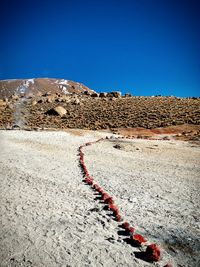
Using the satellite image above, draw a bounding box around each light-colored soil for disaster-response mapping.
[0,130,200,267]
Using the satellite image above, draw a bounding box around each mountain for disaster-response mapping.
[0,78,95,99]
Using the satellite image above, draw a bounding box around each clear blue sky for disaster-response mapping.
[0,0,199,97]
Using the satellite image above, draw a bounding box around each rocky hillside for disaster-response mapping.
[27,95,200,129]
[0,88,199,134]
[0,78,94,99]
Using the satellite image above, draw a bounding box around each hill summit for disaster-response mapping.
[0,78,95,99]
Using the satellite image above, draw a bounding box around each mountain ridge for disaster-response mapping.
[0,78,95,99]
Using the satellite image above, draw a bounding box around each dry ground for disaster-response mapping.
[0,130,200,267]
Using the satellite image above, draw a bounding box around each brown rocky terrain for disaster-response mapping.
[30,95,199,128]
[0,78,200,141]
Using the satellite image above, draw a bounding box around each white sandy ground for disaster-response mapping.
[0,130,200,267]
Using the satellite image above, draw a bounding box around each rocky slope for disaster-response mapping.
[0,79,200,138]
[28,95,200,129]
[0,78,94,99]
[1,94,200,129]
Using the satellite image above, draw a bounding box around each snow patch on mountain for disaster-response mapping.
[59,79,69,86]
[57,79,70,94]
[24,79,34,87]
[62,87,69,94]
[16,86,26,94]
[28,79,34,84]
[16,79,35,94]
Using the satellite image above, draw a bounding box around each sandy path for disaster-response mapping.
[0,130,200,267]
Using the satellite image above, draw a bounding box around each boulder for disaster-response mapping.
[31,100,37,106]
[125,93,132,97]
[46,96,54,103]
[83,90,90,95]
[62,95,71,102]
[42,92,51,97]
[0,100,6,107]
[7,103,14,109]
[73,98,80,105]
[91,92,99,97]
[108,91,121,98]
[11,94,19,101]
[99,92,107,97]
[36,92,42,97]
[55,97,63,102]
[45,106,67,117]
